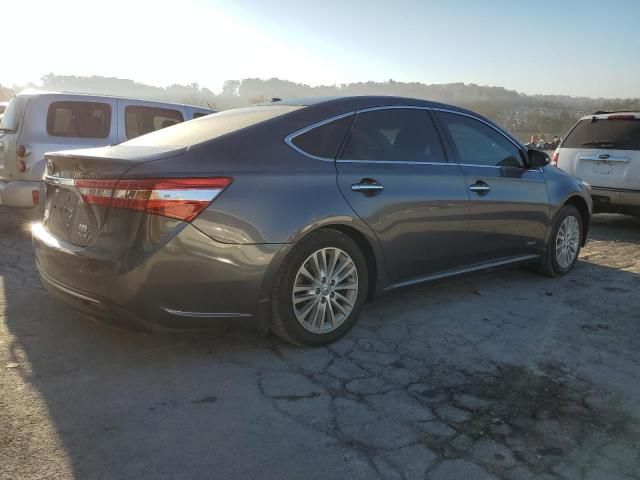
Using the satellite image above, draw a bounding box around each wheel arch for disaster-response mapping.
[564,195,591,246]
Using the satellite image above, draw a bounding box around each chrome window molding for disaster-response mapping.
[284,104,531,168]
[336,159,452,166]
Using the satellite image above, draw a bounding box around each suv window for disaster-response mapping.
[340,109,445,162]
[439,112,523,168]
[562,117,640,150]
[46,101,111,138]
[291,115,354,159]
[125,106,184,139]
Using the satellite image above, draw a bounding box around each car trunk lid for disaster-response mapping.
[43,145,187,247]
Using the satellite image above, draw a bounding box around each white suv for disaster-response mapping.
[553,111,640,216]
[0,90,214,208]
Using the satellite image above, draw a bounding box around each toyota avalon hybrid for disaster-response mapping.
[33,96,592,345]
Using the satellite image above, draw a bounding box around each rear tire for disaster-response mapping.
[270,229,368,346]
[539,205,583,277]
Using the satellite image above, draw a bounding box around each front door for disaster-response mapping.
[335,107,471,285]
[436,111,550,262]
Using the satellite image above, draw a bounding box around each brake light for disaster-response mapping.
[551,151,559,166]
[32,190,40,206]
[75,177,233,221]
[17,159,27,172]
[17,145,26,157]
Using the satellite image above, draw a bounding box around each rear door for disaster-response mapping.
[436,110,550,262]
[558,115,640,191]
[335,107,471,284]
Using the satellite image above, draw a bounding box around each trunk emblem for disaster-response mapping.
[78,223,89,238]
[598,154,610,159]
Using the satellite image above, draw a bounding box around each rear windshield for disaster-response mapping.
[122,105,303,147]
[562,118,640,150]
[0,97,27,132]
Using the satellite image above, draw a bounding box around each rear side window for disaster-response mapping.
[192,112,211,119]
[290,115,354,159]
[562,118,640,150]
[47,101,111,138]
[438,112,523,168]
[125,106,184,139]
[339,108,445,162]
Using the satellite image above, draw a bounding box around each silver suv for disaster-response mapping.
[553,111,640,216]
[0,90,214,208]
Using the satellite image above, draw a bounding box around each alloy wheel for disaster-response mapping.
[292,247,359,334]
[555,216,580,268]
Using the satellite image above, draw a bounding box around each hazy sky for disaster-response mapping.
[4,0,639,98]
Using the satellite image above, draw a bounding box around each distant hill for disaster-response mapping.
[2,74,639,139]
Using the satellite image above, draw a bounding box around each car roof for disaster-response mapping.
[13,88,212,110]
[580,111,640,121]
[268,95,469,112]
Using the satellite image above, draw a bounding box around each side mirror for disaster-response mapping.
[527,149,550,168]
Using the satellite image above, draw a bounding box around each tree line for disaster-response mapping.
[2,74,639,138]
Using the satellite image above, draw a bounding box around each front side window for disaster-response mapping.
[339,108,445,162]
[46,101,111,138]
[125,106,184,139]
[290,114,354,159]
[439,112,523,168]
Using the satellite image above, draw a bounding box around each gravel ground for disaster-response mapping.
[1,207,640,480]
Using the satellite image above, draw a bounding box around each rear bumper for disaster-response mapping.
[33,221,286,332]
[0,179,43,208]
[591,187,640,212]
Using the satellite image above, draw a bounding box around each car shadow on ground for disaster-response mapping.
[2,207,640,479]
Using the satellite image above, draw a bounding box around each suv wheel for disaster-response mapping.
[539,205,583,277]
[271,229,368,346]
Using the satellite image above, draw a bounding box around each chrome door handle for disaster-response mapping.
[351,181,384,193]
[469,182,491,193]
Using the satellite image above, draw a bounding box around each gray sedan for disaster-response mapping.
[33,96,592,345]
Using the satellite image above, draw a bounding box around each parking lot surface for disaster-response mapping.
[1,207,640,480]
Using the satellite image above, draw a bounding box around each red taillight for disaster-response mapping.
[32,190,40,206]
[17,159,27,172]
[17,145,26,158]
[551,151,559,166]
[75,177,233,222]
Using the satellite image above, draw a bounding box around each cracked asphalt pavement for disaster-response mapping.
[1,207,640,479]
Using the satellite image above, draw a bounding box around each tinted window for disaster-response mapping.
[439,112,523,167]
[291,115,354,159]
[125,106,184,139]
[562,118,640,150]
[339,109,445,162]
[192,112,211,119]
[123,105,303,147]
[46,101,111,138]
